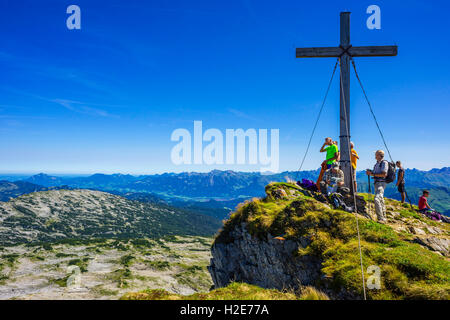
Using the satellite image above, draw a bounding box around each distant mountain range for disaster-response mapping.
[21,173,141,189]
[9,170,318,198]
[1,167,448,216]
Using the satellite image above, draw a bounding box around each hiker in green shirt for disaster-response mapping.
[320,137,340,169]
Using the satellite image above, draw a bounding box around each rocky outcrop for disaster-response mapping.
[208,223,322,291]
[413,236,450,256]
[208,182,450,300]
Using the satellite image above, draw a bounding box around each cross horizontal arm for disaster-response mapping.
[350,46,398,57]
[296,45,397,58]
[296,47,342,58]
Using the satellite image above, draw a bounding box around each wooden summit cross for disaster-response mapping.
[296,12,397,191]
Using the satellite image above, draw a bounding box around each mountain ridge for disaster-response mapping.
[3,167,448,215]
[0,189,221,246]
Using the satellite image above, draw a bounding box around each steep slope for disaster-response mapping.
[209,182,450,300]
[0,189,221,245]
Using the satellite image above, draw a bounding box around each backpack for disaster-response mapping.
[385,160,396,184]
[299,179,319,192]
[330,193,354,212]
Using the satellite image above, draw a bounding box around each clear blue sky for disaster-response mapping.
[0,0,449,174]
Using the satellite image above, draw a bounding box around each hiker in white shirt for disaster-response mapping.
[366,150,388,223]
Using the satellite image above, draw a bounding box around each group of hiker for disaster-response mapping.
[311,137,448,224]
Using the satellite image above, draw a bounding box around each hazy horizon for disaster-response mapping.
[0,165,448,178]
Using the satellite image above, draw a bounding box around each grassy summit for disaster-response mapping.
[214,182,450,300]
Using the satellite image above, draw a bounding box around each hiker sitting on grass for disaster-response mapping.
[418,190,449,223]
[320,137,339,169]
[320,163,345,195]
[320,163,353,212]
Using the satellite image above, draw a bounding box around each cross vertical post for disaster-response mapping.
[339,12,352,193]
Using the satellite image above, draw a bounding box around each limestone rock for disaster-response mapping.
[409,226,426,235]
[413,236,450,257]
[209,182,450,300]
[208,223,322,292]
[387,211,400,219]
[425,226,442,235]
[271,188,288,200]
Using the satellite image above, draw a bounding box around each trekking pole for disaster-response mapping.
[405,190,413,210]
